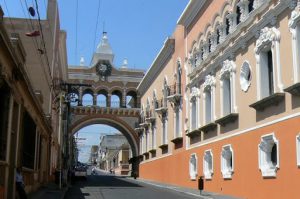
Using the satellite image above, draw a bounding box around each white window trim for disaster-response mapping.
[173,105,182,138]
[151,124,156,150]
[189,153,198,180]
[219,60,237,117]
[221,144,234,179]
[203,75,216,124]
[258,133,279,177]
[162,117,168,145]
[203,149,213,179]
[289,4,300,83]
[190,87,200,131]
[296,134,300,167]
[240,61,252,92]
[255,27,283,100]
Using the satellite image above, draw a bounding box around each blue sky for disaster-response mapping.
[1,0,189,162]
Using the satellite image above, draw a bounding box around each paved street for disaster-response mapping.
[65,171,202,199]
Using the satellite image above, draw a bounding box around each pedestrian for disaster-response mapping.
[198,176,204,195]
[16,167,28,199]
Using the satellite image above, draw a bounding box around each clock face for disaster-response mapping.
[96,60,112,78]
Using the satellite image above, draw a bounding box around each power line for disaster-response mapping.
[34,0,52,83]
[75,0,79,64]
[93,0,102,51]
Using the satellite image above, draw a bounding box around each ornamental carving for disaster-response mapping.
[203,75,216,91]
[220,60,236,80]
[255,27,280,54]
[289,4,300,29]
[190,87,200,101]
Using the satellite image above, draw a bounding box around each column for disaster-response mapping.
[122,88,127,108]
[93,93,97,106]
[78,87,83,106]
[107,94,111,108]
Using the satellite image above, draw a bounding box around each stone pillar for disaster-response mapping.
[107,94,111,108]
[122,88,127,108]
[93,93,97,106]
[78,87,83,106]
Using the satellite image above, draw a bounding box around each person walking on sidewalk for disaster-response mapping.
[16,167,28,199]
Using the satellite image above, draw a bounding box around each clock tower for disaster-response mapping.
[91,32,114,80]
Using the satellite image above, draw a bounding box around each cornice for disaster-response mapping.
[177,0,207,28]
[137,37,175,97]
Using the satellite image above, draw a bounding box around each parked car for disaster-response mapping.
[73,163,87,179]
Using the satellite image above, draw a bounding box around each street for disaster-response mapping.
[64,170,201,199]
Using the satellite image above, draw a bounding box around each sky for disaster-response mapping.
[1,0,189,162]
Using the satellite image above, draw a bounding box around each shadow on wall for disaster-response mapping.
[255,99,286,122]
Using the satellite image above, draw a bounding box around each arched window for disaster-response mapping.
[248,0,255,13]
[236,5,242,25]
[126,90,137,108]
[177,61,182,94]
[190,87,199,131]
[97,94,107,107]
[82,93,93,106]
[225,18,230,35]
[203,150,213,179]
[221,145,234,179]
[97,89,108,107]
[203,75,216,124]
[111,90,122,108]
[259,134,279,177]
[189,154,198,180]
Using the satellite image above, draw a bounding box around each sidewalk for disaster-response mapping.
[28,183,67,199]
[128,177,243,199]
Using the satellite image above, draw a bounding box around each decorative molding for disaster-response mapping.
[255,27,280,54]
[203,149,213,179]
[258,133,279,177]
[189,153,198,180]
[190,87,200,101]
[220,60,236,80]
[203,75,216,91]
[177,0,207,27]
[240,61,252,92]
[221,144,234,179]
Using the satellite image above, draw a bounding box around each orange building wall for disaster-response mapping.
[140,116,300,199]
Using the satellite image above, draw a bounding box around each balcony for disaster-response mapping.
[171,136,183,144]
[134,122,143,133]
[145,110,156,123]
[249,93,285,111]
[154,99,168,115]
[186,128,201,137]
[199,122,217,133]
[167,83,182,107]
[215,113,239,126]
[284,82,300,96]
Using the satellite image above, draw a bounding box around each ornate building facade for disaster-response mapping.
[137,0,300,198]
[0,0,68,197]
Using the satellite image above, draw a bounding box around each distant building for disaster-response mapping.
[89,145,99,165]
[99,134,132,175]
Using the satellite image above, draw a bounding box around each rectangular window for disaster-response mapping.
[162,119,167,145]
[260,50,274,98]
[151,125,156,149]
[22,111,37,169]
[267,50,274,95]
[191,101,197,130]
[223,78,231,116]
[0,84,10,161]
[205,91,212,123]
[175,109,180,137]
